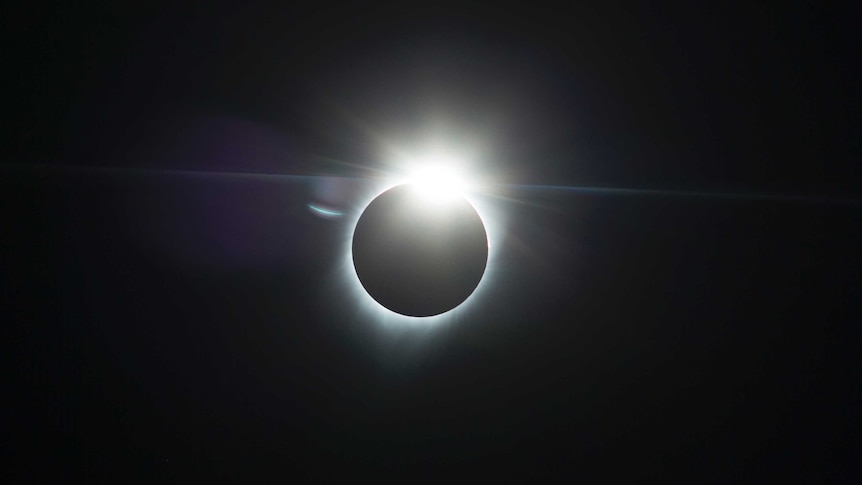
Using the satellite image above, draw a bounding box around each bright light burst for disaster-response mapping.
[407,160,467,201]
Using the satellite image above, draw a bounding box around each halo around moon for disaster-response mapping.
[351,183,489,317]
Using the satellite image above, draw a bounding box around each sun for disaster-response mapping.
[408,163,466,200]
[332,152,506,330]
[389,153,473,203]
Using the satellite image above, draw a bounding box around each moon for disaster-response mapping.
[351,183,489,317]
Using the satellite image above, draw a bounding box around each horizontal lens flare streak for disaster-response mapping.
[10,163,858,331]
[6,163,856,206]
[505,184,860,206]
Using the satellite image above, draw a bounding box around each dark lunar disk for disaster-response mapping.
[352,184,489,317]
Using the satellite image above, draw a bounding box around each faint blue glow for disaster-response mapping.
[307,203,344,218]
[334,177,506,331]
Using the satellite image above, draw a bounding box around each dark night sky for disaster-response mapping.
[4,2,861,482]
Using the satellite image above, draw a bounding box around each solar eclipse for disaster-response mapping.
[351,183,489,317]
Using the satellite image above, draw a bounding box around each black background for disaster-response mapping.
[4,2,860,482]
